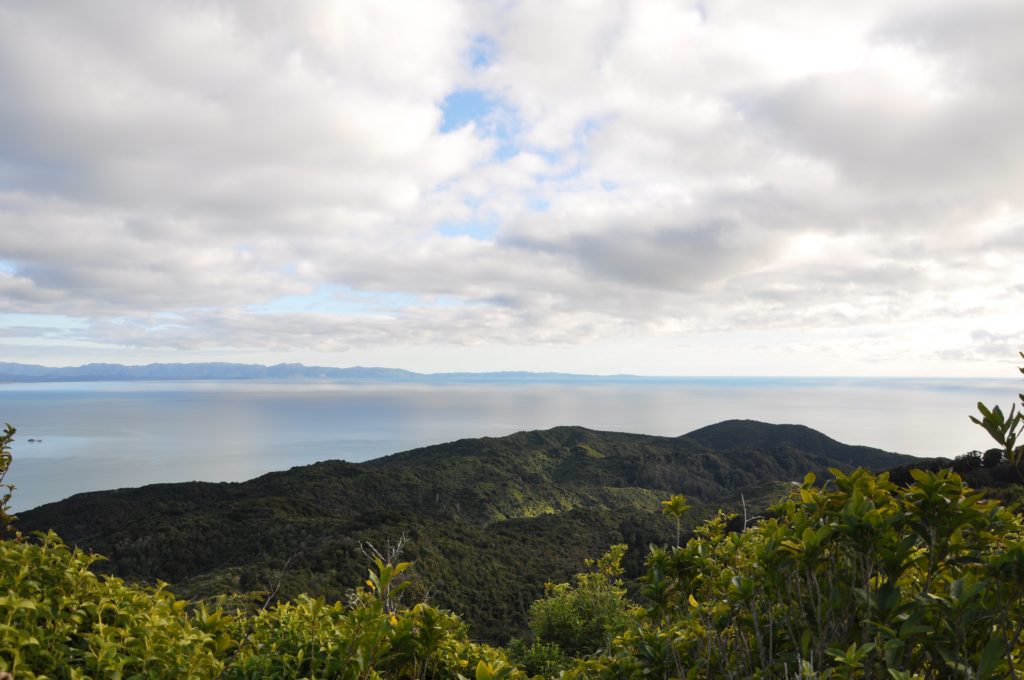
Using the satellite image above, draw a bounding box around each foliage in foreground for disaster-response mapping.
[0,532,524,679]
[566,467,1024,679]
[0,531,226,677]
[972,350,1024,469]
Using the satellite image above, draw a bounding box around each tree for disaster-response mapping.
[971,351,1024,469]
[0,423,16,538]
[661,493,691,547]
[983,447,1004,468]
[528,544,637,658]
[952,450,983,473]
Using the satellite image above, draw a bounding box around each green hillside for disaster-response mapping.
[685,419,917,469]
[18,420,917,641]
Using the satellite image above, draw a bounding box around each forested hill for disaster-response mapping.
[685,419,910,469]
[17,420,919,641]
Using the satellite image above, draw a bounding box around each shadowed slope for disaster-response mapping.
[684,419,916,469]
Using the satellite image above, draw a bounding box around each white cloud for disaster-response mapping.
[0,0,1022,374]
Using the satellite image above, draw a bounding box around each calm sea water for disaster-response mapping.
[1,378,1018,512]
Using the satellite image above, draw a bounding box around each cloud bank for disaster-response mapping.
[0,0,1021,374]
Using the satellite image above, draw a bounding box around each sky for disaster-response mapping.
[0,0,1022,376]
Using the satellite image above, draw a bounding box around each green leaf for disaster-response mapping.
[977,636,1006,679]
[475,660,494,680]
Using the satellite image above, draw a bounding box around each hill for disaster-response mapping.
[17,420,918,641]
[685,419,911,469]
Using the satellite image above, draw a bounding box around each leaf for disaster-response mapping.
[977,636,1006,679]
[800,629,812,658]
[883,638,905,669]
[475,660,494,680]
[909,468,930,483]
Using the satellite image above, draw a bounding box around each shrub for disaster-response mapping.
[0,532,228,677]
[972,351,1024,468]
[1,423,16,538]
[528,544,639,658]
[569,468,1024,679]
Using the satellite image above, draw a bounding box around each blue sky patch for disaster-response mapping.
[436,216,500,240]
[494,138,521,161]
[441,89,493,133]
[468,34,497,69]
[440,86,526,163]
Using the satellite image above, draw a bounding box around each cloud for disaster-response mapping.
[939,329,1024,364]
[0,0,1022,373]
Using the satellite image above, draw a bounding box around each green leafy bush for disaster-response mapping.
[567,467,1024,679]
[0,531,228,677]
[505,638,572,677]
[224,585,524,679]
[0,533,526,679]
[1,423,16,538]
[527,544,639,658]
[972,351,1024,468]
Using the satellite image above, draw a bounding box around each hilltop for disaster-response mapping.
[18,420,919,641]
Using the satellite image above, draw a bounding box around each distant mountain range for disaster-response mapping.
[19,420,921,641]
[0,361,656,383]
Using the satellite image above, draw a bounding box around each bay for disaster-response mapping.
[1,377,1018,512]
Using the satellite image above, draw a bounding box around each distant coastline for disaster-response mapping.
[0,361,1011,385]
[0,361,616,383]
[0,361,668,385]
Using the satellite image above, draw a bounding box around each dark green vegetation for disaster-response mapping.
[18,420,917,642]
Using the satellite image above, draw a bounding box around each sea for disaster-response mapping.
[1,377,1019,512]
